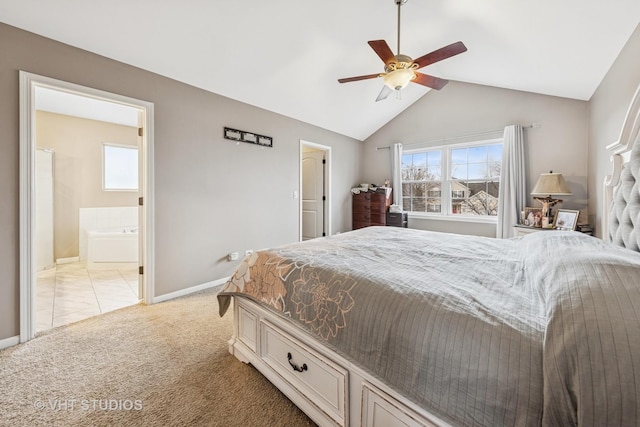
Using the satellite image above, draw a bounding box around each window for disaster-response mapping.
[401,139,502,218]
[103,144,138,191]
[401,150,442,213]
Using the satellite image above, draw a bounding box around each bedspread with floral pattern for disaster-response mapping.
[219,249,356,340]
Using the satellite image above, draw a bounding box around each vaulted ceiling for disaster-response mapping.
[2,0,639,140]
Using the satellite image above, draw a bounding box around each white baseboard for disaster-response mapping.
[57,256,79,265]
[153,277,229,304]
[0,335,19,350]
[87,261,137,270]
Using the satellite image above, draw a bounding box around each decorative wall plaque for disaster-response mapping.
[224,127,273,148]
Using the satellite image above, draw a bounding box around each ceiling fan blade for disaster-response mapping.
[375,85,393,102]
[368,40,396,65]
[413,72,449,90]
[338,73,381,84]
[413,41,467,70]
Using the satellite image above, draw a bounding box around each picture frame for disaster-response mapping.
[522,207,543,227]
[553,209,580,231]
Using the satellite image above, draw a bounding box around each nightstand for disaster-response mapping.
[386,212,408,228]
[513,225,555,237]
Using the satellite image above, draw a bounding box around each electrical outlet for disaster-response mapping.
[228,252,239,261]
[245,249,254,256]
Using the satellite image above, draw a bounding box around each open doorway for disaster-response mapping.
[20,72,155,342]
[300,140,331,241]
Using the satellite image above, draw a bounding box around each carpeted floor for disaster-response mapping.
[0,288,316,426]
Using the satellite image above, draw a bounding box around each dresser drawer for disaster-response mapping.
[353,201,372,214]
[369,219,385,226]
[353,213,385,224]
[362,382,438,427]
[370,199,388,213]
[353,193,373,203]
[353,221,369,230]
[260,321,347,425]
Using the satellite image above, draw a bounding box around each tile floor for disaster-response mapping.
[36,262,140,332]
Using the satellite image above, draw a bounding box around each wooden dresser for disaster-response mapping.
[352,191,391,230]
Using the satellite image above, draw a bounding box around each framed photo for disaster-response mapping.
[553,209,580,231]
[523,207,543,227]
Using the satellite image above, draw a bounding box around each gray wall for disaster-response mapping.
[0,23,361,342]
[361,81,589,236]
[588,23,640,238]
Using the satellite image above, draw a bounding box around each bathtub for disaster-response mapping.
[87,228,138,267]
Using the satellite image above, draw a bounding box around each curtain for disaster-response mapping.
[391,143,403,208]
[496,125,525,238]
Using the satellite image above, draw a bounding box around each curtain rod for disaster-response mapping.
[375,123,540,150]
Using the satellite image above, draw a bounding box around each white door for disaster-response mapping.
[302,151,325,240]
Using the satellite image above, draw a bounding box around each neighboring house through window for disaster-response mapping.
[401,139,503,219]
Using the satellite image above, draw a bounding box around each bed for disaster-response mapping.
[217,84,640,427]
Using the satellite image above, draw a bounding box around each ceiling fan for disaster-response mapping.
[338,0,467,102]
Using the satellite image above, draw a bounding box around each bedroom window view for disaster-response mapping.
[402,140,503,216]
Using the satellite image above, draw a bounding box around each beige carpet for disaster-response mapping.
[0,288,315,426]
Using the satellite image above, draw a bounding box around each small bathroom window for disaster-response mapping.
[103,143,138,191]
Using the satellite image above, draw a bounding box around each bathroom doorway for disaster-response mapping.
[20,72,155,342]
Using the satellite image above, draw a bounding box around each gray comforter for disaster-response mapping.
[217,226,640,426]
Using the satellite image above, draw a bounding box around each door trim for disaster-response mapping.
[299,140,331,241]
[19,71,156,342]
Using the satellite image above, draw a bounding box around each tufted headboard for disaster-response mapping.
[603,83,640,252]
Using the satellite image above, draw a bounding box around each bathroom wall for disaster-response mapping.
[36,111,138,260]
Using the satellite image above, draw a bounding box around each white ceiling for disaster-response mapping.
[3,0,640,140]
[35,87,140,127]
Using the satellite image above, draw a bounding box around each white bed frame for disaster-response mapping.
[603,83,640,242]
[228,297,450,427]
[229,84,640,427]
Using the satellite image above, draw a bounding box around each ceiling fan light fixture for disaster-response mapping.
[337,0,467,99]
[383,68,415,90]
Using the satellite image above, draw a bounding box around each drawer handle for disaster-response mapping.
[287,352,308,373]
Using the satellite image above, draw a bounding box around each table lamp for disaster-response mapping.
[531,171,572,222]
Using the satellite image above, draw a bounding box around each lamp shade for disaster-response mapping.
[531,172,572,196]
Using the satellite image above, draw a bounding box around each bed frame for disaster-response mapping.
[228,297,449,427]
[228,84,640,427]
[603,83,640,250]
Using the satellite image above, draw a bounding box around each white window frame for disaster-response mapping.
[402,138,503,223]
[102,143,138,191]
